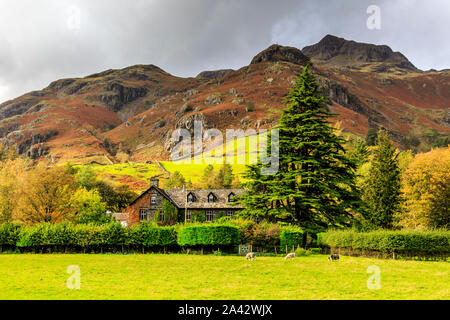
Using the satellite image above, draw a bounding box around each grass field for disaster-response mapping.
[0,254,448,300]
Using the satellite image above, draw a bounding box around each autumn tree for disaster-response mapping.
[0,159,29,223]
[20,165,78,224]
[400,147,450,229]
[71,188,111,225]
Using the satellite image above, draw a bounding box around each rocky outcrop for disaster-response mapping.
[302,35,417,71]
[251,44,310,66]
[317,76,387,125]
[196,69,233,80]
[98,82,148,111]
[2,130,58,159]
[0,97,40,120]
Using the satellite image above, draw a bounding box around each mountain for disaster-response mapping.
[302,34,418,72]
[0,35,449,164]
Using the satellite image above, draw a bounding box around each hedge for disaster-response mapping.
[0,223,23,247]
[126,223,177,247]
[177,225,240,246]
[280,226,303,252]
[321,229,450,257]
[0,222,177,252]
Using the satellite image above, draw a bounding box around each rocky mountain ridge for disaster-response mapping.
[0,35,448,163]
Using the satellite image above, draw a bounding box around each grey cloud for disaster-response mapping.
[0,0,449,103]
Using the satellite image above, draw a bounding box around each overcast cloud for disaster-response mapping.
[0,0,449,102]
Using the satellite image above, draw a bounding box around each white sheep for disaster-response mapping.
[246,252,256,261]
[284,253,296,260]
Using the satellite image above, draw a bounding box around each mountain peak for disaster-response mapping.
[250,44,310,66]
[302,35,417,71]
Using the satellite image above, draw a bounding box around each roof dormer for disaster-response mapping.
[187,192,196,203]
[207,192,217,203]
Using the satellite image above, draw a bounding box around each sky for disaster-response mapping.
[0,0,449,103]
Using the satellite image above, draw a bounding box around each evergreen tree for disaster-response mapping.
[366,128,378,146]
[361,130,402,229]
[166,171,186,189]
[240,64,361,231]
[201,164,214,188]
[215,164,234,189]
[349,138,370,167]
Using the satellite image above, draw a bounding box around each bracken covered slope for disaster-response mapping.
[0,35,448,164]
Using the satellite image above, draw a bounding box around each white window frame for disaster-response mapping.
[186,210,191,222]
[206,210,214,222]
[226,210,235,217]
[151,193,157,204]
[208,194,215,203]
[187,193,195,203]
[139,208,148,221]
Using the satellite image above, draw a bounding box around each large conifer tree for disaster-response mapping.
[361,130,402,229]
[240,64,361,231]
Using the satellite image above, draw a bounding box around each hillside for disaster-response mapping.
[0,35,449,165]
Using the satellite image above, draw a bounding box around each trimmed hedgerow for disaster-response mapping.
[11,222,176,252]
[280,226,303,252]
[126,223,177,246]
[0,223,23,246]
[177,224,240,246]
[321,229,450,256]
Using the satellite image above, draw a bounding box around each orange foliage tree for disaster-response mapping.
[400,147,450,229]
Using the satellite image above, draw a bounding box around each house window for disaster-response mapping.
[226,210,235,217]
[139,208,148,221]
[159,210,164,222]
[206,211,214,222]
[187,193,195,203]
[186,210,191,222]
[151,194,157,204]
[208,193,216,203]
[228,193,236,203]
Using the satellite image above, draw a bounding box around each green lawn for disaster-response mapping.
[0,254,448,300]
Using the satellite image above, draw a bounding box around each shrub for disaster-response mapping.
[295,248,312,256]
[316,233,324,247]
[0,223,23,246]
[177,224,240,246]
[321,229,450,256]
[251,223,281,248]
[280,226,303,252]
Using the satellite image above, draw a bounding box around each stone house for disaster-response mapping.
[124,178,245,226]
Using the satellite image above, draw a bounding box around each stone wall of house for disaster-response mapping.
[124,188,168,226]
[125,192,151,226]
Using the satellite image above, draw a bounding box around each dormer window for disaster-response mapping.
[208,193,216,203]
[228,192,236,203]
[187,192,196,203]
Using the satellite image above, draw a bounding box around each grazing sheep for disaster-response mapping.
[328,254,340,261]
[284,253,296,260]
[246,252,256,261]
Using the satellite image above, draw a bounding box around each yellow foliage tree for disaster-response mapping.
[19,165,78,224]
[400,147,450,229]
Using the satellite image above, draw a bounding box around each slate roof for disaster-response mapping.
[163,189,245,209]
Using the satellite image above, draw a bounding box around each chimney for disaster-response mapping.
[150,177,159,188]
